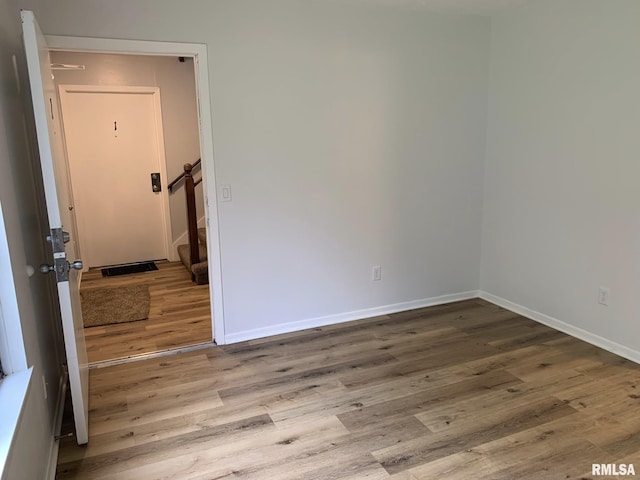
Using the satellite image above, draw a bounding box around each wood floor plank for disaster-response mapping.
[96,416,349,480]
[217,353,397,403]
[56,414,276,479]
[57,299,640,479]
[337,369,521,434]
[268,363,484,427]
[373,397,577,474]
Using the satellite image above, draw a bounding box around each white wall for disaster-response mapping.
[482,0,640,355]
[50,51,203,245]
[22,0,491,339]
[0,0,64,477]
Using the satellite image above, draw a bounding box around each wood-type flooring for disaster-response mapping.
[82,261,212,364]
[57,299,640,479]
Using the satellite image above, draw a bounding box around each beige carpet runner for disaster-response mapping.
[81,284,150,328]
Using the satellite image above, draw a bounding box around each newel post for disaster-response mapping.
[184,163,200,278]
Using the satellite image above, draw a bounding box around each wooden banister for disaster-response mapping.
[184,163,200,279]
[168,158,201,193]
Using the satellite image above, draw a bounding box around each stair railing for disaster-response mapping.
[183,163,200,278]
[169,161,202,280]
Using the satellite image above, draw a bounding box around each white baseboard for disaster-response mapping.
[46,373,67,480]
[224,290,480,344]
[171,216,207,259]
[479,291,640,365]
[207,285,640,362]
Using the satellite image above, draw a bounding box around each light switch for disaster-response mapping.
[219,184,232,202]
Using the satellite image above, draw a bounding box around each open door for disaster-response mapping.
[21,10,89,445]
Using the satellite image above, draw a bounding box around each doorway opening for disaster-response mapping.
[47,41,225,363]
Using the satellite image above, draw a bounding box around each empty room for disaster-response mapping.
[0,0,639,479]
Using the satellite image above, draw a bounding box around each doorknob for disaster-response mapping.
[39,263,56,274]
[39,259,83,279]
[69,260,83,270]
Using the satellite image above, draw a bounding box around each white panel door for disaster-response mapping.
[21,11,89,445]
[58,86,169,268]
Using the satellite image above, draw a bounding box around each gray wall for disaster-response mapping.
[482,0,640,354]
[23,0,491,340]
[50,51,204,245]
[0,0,64,478]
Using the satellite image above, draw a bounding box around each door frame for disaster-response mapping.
[46,36,226,345]
[58,84,173,267]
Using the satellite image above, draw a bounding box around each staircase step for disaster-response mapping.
[177,243,209,284]
[177,243,208,267]
[191,260,208,285]
[177,226,208,284]
[197,228,207,247]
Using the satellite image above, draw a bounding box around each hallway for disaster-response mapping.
[81,261,212,364]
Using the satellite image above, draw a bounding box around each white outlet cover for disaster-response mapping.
[598,287,610,306]
[372,266,382,281]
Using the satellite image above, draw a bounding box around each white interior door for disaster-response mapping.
[58,86,170,268]
[21,11,89,445]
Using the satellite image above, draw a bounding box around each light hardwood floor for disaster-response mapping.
[57,299,640,479]
[82,261,212,364]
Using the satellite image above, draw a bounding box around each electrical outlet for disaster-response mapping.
[598,286,610,306]
[372,265,381,281]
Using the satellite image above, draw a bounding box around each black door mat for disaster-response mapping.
[101,261,158,277]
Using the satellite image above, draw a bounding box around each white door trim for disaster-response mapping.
[58,84,173,266]
[46,36,226,345]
